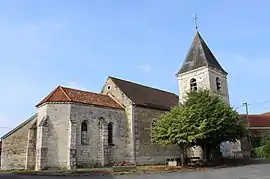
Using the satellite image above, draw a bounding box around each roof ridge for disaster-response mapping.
[36,86,61,106]
[196,33,209,66]
[198,33,217,70]
[59,86,72,102]
[109,76,178,96]
[60,86,109,97]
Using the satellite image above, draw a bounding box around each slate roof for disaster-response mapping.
[36,86,122,109]
[110,77,179,110]
[1,114,37,140]
[177,31,227,75]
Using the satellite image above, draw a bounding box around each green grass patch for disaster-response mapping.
[0,169,37,174]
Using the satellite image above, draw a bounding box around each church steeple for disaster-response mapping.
[176,31,227,76]
[176,31,229,105]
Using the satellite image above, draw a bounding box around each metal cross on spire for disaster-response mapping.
[193,13,199,30]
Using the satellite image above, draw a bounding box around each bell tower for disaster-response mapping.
[176,31,229,104]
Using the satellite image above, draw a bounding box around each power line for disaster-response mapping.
[0,127,12,129]
[235,100,270,109]
[247,100,270,106]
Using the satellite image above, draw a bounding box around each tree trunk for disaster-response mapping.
[179,144,188,166]
[210,143,223,164]
[202,143,212,164]
[203,143,207,162]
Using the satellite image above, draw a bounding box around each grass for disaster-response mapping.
[136,165,205,173]
[0,166,199,176]
[0,163,245,176]
[0,169,37,174]
[0,167,113,176]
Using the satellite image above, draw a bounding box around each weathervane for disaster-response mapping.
[193,13,199,30]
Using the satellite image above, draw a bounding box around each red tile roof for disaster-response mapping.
[240,114,270,127]
[36,86,122,109]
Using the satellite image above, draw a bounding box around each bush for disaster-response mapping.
[250,135,263,148]
[251,148,258,158]
[254,135,270,159]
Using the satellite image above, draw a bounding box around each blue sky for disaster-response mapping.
[1,0,270,137]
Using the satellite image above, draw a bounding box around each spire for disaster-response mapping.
[176,31,227,76]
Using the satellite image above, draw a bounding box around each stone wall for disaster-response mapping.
[36,103,71,170]
[250,128,270,137]
[1,116,37,170]
[134,106,181,165]
[102,78,182,165]
[208,67,229,104]
[240,136,251,158]
[101,77,135,162]
[26,122,37,169]
[70,104,129,167]
[101,77,132,107]
[177,67,209,104]
[176,67,229,104]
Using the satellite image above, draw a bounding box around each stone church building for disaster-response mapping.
[1,31,234,170]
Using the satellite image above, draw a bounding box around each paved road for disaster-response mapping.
[1,164,270,179]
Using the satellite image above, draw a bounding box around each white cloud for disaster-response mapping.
[220,53,270,77]
[218,52,270,113]
[138,64,152,73]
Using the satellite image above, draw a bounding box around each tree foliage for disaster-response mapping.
[254,135,270,159]
[151,89,248,155]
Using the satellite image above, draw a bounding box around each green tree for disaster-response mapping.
[151,89,247,165]
[254,135,270,159]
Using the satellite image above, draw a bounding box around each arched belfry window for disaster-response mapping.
[108,122,113,145]
[81,120,88,145]
[190,78,197,91]
[216,77,221,91]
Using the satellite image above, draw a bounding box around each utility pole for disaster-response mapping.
[243,102,249,117]
[243,102,252,155]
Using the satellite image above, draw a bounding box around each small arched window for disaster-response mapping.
[190,78,197,91]
[151,119,157,131]
[81,120,88,145]
[108,122,113,145]
[216,77,221,91]
[151,119,157,143]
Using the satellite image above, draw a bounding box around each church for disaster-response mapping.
[0,30,246,170]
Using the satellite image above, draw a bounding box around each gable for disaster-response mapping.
[109,77,179,110]
[1,114,37,140]
[36,86,123,109]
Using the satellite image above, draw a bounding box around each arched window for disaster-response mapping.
[190,78,197,91]
[151,119,157,131]
[151,119,157,143]
[108,122,113,145]
[216,77,221,91]
[81,120,88,145]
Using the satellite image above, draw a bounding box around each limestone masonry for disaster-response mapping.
[0,31,259,170]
